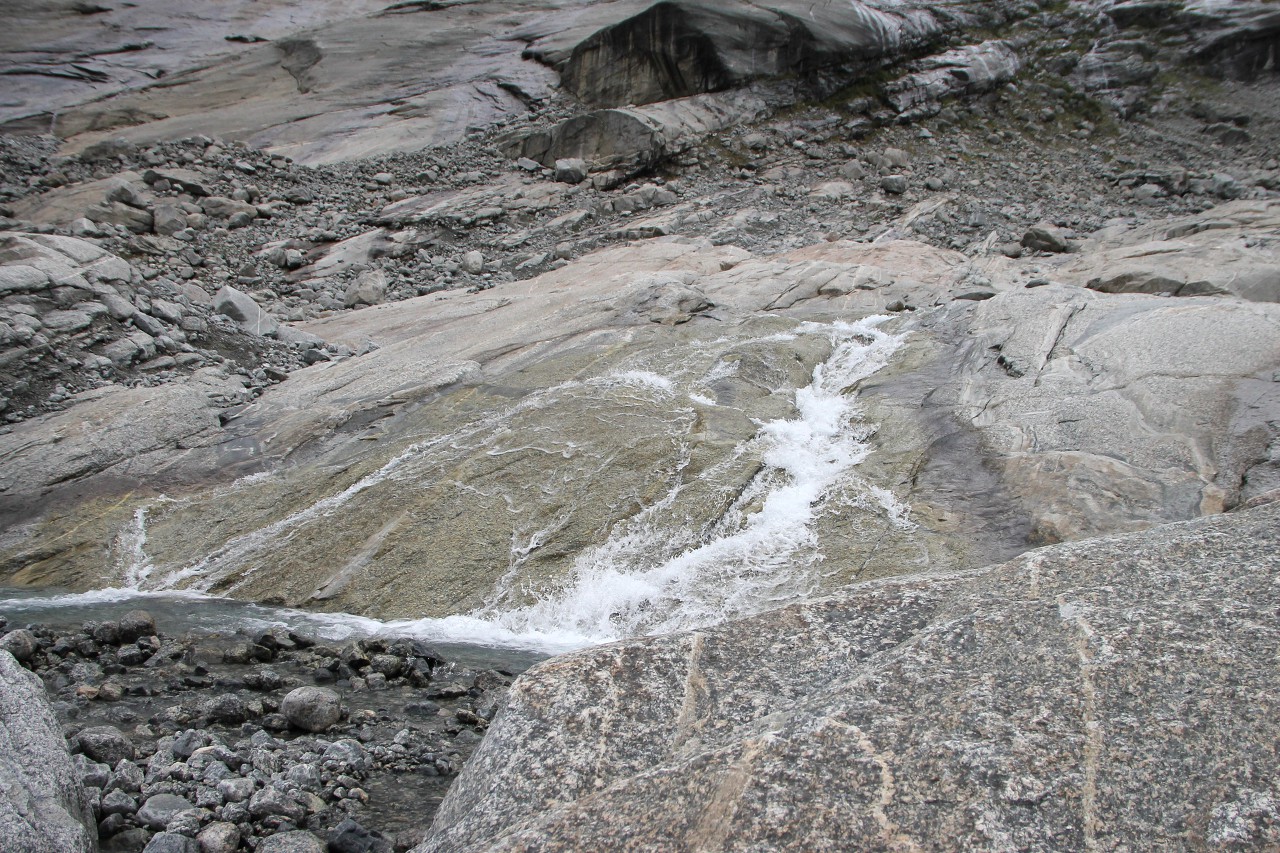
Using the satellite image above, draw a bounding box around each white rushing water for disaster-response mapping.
[51,317,910,655]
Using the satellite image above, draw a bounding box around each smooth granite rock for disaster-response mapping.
[0,651,97,853]
[420,501,1280,851]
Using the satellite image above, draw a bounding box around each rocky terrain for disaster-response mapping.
[1,0,1279,850]
[1,608,524,852]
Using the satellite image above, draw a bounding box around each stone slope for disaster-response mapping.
[420,500,1280,851]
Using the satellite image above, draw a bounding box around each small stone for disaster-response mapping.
[137,793,196,830]
[142,832,200,853]
[70,217,101,237]
[80,138,137,163]
[213,286,279,337]
[460,250,485,275]
[153,205,188,236]
[328,818,393,853]
[216,777,256,804]
[98,812,127,838]
[164,809,204,837]
[248,786,304,822]
[74,754,111,789]
[883,147,910,168]
[202,693,250,724]
[101,789,138,816]
[196,822,240,853]
[1209,173,1244,200]
[367,654,403,677]
[280,686,342,732]
[0,629,38,662]
[109,759,144,793]
[77,725,135,766]
[285,763,322,792]
[256,830,327,853]
[322,739,370,773]
[117,610,154,642]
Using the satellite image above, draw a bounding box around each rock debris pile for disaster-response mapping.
[0,611,516,852]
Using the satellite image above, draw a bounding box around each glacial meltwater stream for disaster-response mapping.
[4,317,910,656]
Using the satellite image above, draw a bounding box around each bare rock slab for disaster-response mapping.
[421,502,1280,851]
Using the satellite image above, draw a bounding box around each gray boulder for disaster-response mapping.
[545,0,947,108]
[501,89,770,179]
[280,686,342,732]
[420,502,1280,852]
[248,787,304,822]
[200,197,258,222]
[1021,222,1072,253]
[213,285,280,337]
[194,822,240,853]
[117,610,156,642]
[552,158,588,184]
[0,650,97,853]
[84,200,153,234]
[152,204,187,236]
[0,629,37,663]
[344,270,388,308]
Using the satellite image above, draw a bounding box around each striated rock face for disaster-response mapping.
[0,651,98,853]
[420,501,1280,851]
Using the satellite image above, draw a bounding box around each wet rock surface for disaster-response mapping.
[0,611,522,852]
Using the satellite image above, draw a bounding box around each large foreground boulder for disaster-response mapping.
[0,651,98,853]
[421,501,1280,851]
